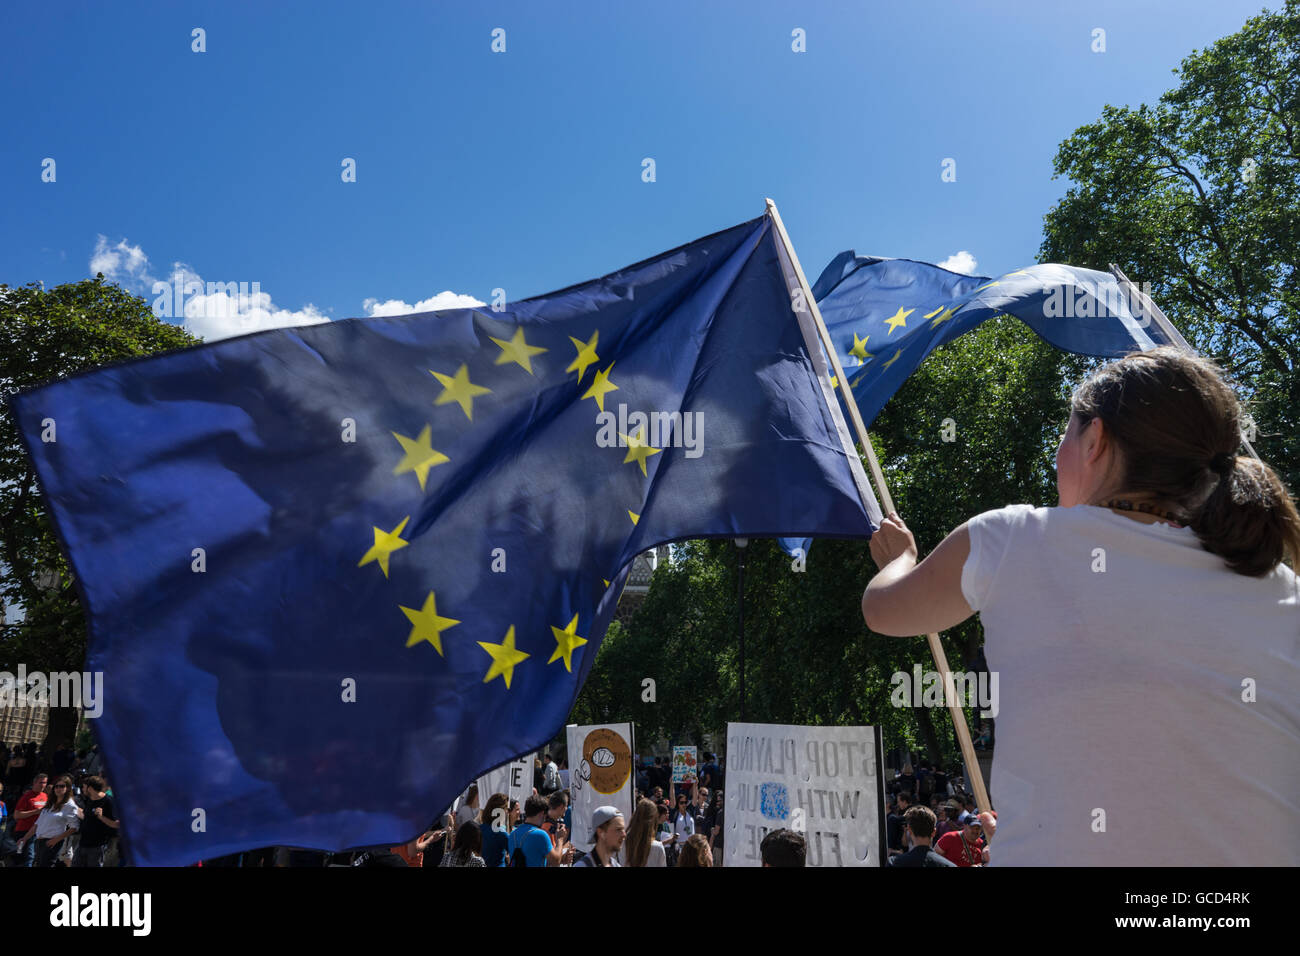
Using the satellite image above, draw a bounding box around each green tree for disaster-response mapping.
[1041,0,1300,489]
[0,277,198,746]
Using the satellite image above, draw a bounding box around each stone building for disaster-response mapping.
[613,544,670,624]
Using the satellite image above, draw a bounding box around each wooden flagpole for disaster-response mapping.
[765,198,992,815]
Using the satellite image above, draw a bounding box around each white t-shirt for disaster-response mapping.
[618,839,667,867]
[33,801,81,840]
[962,503,1300,866]
[673,810,695,843]
[455,803,479,828]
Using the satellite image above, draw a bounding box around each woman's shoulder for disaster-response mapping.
[966,502,1043,527]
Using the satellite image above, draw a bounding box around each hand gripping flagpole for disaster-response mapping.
[766,199,992,815]
[1109,264,1262,462]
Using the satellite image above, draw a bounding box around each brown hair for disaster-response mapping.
[903,804,937,839]
[678,833,712,867]
[623,797,658,867]
[48,774,75,811]
[480,792,509,832]
[454,820,482,858]
[1071,346,1300,576]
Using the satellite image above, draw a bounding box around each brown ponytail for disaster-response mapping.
[1197,455,1300,576]
[1070,346,1300,577]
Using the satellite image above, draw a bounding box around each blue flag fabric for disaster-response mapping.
[779,254,1176,557]
[816,254,1171,431]
[10,213,881,866]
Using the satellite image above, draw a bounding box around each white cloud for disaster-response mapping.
[90,236,150,282]
[86,236,478,342]
[937,251,978,274]
[363,291,486,317]
[178,284,330,342]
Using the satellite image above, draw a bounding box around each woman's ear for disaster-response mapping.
[1083,416,1110,467]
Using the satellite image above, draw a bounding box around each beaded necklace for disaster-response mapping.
[1096,498,1187,528]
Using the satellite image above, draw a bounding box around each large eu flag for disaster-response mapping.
[9,212,881,866]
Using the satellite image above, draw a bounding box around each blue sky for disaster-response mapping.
[1,0,1276,339]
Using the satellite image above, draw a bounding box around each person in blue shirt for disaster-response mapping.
[508,795,571,866]
[479,793,511,867]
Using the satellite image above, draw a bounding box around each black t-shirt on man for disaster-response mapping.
[79,794,117,848]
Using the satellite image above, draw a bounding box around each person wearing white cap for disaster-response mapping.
[572,806,625,867]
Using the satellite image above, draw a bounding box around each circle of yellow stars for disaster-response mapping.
[355,319,619,689]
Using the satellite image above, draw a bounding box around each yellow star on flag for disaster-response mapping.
[973,281,1000,293]
[399,591,460,654]
[620,426,662,476]
[479,625,530,689]
[392,425,449,491]
[930,306,957,329]
[628,510,640,525]
[566,331,600,383]
[548,614,589,672]
[489,327,548,373]
[430,364,491,420]
[882,349,903,371]
[359,516,411,578]
[884,307,913,334]
[581,362,619,412]
[848,333,872,363]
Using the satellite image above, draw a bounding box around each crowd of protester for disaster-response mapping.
[884,761,997,866]
[2,742,990,868]
[385,750,736,868]
[1,741,120,867]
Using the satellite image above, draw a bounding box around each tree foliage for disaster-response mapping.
[1040,0,1300,490]
[0,277,198,683]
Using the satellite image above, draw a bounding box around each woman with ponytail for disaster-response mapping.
[861,345,1300,866]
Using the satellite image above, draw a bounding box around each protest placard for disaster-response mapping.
[724,722,886,867]
[476,752,534,809]
[566,723,635,850]
[671,745,697,784]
